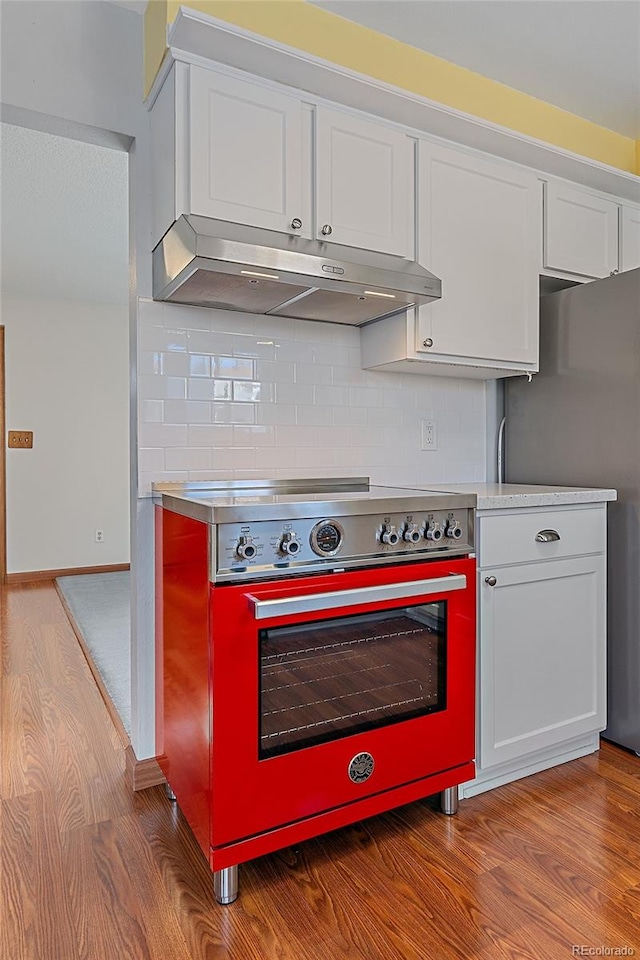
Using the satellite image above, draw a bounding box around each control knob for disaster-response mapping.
[279,531,301,556]
[235,535,257,561]
[445,519,463,540]
[425,520,443,542]
[403,523,421,544]
[379,524,399,546]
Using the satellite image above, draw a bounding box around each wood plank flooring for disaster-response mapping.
[2,580,639,960]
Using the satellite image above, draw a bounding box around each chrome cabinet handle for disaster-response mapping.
[248,574,467,620]
[290,218,303,230]
[321,224,333,236]
[423,338,434,348]
[484,576,497,587]
[535,529,561,542]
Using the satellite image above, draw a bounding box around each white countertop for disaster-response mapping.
[423,483,617,511]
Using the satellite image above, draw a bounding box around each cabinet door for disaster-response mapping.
[189,67,309,236]
[620,204,640,272]
[479,555,605,769]
[544,181,619,277]
[416,142,539,366]
[315,106,413,257]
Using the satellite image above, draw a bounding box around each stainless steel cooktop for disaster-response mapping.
[154,477,476,582]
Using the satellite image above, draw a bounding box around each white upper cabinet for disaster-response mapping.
[151,65,414,256]
[543,180,619,278]
[416,142,539,367]
[361,141,540,378]
[189,67,310,237]
[314,106,414,257]
[620,204,640,272]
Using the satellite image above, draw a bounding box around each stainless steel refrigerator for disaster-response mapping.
[505,268,640,754]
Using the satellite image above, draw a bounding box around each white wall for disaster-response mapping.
[138,300,487,491]
[0,1,156,760]
[3,295,130,572]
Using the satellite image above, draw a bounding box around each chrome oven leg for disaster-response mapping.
[165,782,177,802]
[214,866,239,905]
[440,786,459,816]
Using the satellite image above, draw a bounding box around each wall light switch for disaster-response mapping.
[8,431,33,449]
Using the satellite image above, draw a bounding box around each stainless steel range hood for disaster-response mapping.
[152,215,441,325]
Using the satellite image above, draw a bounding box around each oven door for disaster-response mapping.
[210,557,475,847]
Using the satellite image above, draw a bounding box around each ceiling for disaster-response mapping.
[309,1,640,138]
[0,124,129,304]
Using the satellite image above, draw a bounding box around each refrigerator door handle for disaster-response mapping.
[535,529,561,543]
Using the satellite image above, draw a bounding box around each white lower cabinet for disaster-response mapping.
[461,503,607,798]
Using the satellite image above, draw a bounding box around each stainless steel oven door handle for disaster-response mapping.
[248,574,467,621]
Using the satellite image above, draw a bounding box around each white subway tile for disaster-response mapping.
[233,425,275,446]
[330,365,367,386]
[164,399,211,424]
[334,405,367,427]
[298,363,332,385]
[162,352,190,377]
[313,385,347,406]
[233,337,277,360]
[187,424,233,446]
[257,316,296,340]
[367,406,403,428]
[274,340,311,363]
[275,424,315,448]
[189,355,211,377]
[213,355,254,379]
[348,386,384,408]
[213,402,255,424]
[311,343,340,366]
[295,445,337,470]
[314,425,351,448]
[256,359,295,383]
[139,351,162,376]
[233,381,271,403]
[139,326,187,353]
[165,447,213,471]
[139,448,165,472]
[188,379,215,401]
[225,447,257,470]
[253,446,296,471]
[138,423,188,447]
[257,403,296,425]
[140,400,164,423]
[213,380,233,401]
[275,382,313,405]
[296,405,333,427]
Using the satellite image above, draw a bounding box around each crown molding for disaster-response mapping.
[149,6,640,202]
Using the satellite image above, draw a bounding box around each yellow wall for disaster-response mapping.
[144,0,639,176]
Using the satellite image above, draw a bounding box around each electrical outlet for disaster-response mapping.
[95,530,104,543]
[421,420,438,451]
[8,431,33,448]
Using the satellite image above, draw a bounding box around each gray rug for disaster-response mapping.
[56,571,131,735]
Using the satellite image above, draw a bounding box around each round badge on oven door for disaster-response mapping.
[348,752,374,784]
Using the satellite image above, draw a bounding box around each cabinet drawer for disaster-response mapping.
[478,506,605,567]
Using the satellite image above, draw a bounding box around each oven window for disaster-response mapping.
[259,603,446,758]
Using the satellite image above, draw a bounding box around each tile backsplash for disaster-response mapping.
[137,299,487,494]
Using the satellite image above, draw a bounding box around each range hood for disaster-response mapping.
[152,215,441,325]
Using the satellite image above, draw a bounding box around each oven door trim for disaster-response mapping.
[210,557,476,848]
[248,573,466,620]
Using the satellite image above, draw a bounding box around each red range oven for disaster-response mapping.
[155,478,476,905]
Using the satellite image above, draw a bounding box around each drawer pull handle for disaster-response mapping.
[485,576,497,587]
[535,529,561,543]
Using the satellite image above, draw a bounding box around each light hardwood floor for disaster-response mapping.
[2,580,639,959]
